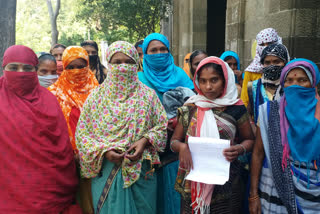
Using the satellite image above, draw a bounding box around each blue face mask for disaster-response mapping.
[38,74,58,88]
[143,53,172,72]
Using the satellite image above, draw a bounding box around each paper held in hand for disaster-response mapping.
[185,136,230,185]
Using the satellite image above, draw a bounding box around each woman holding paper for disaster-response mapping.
[171,56,254,214]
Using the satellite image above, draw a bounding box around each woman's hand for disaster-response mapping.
[249,196,261,214]
[178,143,193,171]
[126,138,149,161]
[223,145,243,162]
[105,150,125,164]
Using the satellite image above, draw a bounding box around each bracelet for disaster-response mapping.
[248,195,259,201]
[170,139,180,153]
[239,144,246,155]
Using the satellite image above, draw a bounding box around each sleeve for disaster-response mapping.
[240,71,251,107]
[143,93,168,152]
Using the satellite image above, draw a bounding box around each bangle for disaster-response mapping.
[239,144,246,155]
[248,195,259,201]
[170,139,180,153]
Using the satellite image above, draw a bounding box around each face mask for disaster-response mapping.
[262,65,284,81]
[89,55,98,67]
[144,53,171,72]
[4,70,39,98]
[38,74,58,88]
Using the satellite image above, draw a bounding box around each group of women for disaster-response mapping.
[0,27,319,214]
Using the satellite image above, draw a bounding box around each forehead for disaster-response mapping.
[51,47,65,54]
[225,57,237,63]
[38,60,57,67]
[147,40,166,49]
[199,66,220,78]
[82,45,97,52]
[287,67,307,77]
[264,55,282,61]
[68,58,87,66]
[193,54,207,62]
[6,62,34,67]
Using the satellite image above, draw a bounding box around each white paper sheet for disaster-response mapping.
[185,136,230,185]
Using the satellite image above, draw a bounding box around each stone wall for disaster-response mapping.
[225,0,320,69]
[171,0,207,67]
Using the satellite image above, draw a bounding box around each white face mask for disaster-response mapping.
[38,74,58,88]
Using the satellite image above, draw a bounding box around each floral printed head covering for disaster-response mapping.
[76,41,167,188]
[106,41,140,101]
[48,46,99,151]
[245,28,282,73]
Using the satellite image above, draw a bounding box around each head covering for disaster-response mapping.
[0,45,78,212]
[183,53,192,78]
[245,28,282,73]
[81,40,106,84]
[76,41,167,188]
[220,50,241,84]
[141,33,194,99]
[2,45,39,100]
[220,51,240,70]
[2,45,38,67]
[260,43,290,86]
[184,56,242,213]
[279,58,320,169]
[48,46,99,151]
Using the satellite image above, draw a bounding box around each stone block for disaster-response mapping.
[280,0,294,11]
[227,23,240,41]
[264,10,293,37]
[291,37,320,64]
[295,0,320,9]
[294,9,317,37]
[268,0,280,14]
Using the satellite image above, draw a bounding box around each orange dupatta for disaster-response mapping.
[48,46,99,152]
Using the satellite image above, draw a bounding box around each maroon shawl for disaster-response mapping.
[0,45,79,213]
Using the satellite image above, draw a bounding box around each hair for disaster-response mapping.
[80,40,106,84]
[134,40,144,49]
[189,50,208,76]
[198,63,225,86]
[224,55,236,62]
[81,40,99,51]
[50,44,66,54]
[38,53,56,65]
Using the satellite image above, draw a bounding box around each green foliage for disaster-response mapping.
[16,0,171,53]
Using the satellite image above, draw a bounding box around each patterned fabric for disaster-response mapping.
[75,41,167,188]
[174,104,249,211]
[245,28,282,73]
[260,43,290,65]
[48,46,99,151]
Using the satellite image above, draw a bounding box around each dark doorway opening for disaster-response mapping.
[207,0,227,56]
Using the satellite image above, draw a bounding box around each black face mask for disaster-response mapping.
[89,55,98,67]
[262,65,284,81]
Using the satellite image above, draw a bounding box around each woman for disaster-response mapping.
[75,41,167,213]
[250,58,320,214]
[50,43,66,75]
[171,56,254,214]
[138,33,194,214]
[37,53,58,88]
[138,33,194,102]
[220,51,243,85]
[81,40,108,84]
[241,28,282,106]
[189,50,208,79]
[48,46,99,152]
[183,53,192,78]
[248,43,289,124]
[0,45,81,213]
